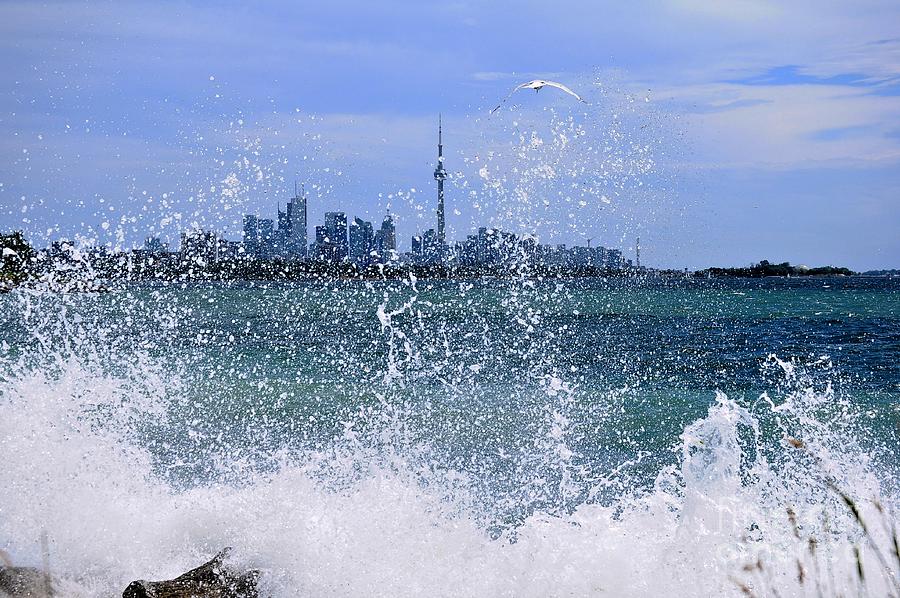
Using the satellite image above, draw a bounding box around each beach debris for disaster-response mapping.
[122,548,258,598]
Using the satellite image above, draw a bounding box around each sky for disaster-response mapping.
[1,0,899,270]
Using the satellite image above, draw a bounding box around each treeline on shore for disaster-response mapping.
[0,231,872,289]
[695,260,855,278]
[0,231,33,286]
[1,230,648,285]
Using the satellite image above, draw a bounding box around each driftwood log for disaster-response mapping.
[0,566,54,597]
[122,548,258,598]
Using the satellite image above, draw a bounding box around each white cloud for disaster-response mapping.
[647,80,900,169]
[664,0,782,22]
[471,72,516,82]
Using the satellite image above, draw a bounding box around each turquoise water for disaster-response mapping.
[0,276,898,596]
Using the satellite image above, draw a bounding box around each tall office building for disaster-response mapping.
[313,225,327,256]
[257,218,275,258]
[324,211,348,261]
[288,183,307,256]
[181,229,219,263]
[243,215,259,257]
[423,229,438,256]
[277,203,289,235]
[349,217,374,263]
[433,115,448,249]
[378,212,396,254]
[275,203,290,256]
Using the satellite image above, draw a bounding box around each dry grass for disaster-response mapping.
[730,438,900,597]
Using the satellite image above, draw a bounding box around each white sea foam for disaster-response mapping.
[1,330,896,597]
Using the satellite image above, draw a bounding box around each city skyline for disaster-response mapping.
[64,118,637,272]
[166,120,634,269]
[3,110,886,273]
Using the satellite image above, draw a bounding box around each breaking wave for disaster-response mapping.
[1,282,897,597]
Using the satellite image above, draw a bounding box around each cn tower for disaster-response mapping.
[433,114,448,248]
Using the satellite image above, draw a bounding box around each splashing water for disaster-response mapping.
[1,277,897,597]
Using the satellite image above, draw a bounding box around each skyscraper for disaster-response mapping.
[181,229,219,264]
[349,216,374,263]
[433,114,448,249]
[315,225,327,245]
[423,228,438,257]
[257,218,275,258]
[277,203,289,236]
[288,183,307,257]
[276,203,289,256]
[313,225,329,260]
[379,212,395,254]
[324,211,348,261]
[243,214,259,257]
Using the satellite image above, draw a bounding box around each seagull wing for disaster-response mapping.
[491,81,534,114]
[542,80,588,104]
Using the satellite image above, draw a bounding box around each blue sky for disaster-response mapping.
[1,0,899,269]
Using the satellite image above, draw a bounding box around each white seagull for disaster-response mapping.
[491,79,588,114]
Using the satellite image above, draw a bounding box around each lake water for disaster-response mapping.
[1,276,898,596]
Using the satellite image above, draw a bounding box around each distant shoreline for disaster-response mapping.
[3,269,897,293]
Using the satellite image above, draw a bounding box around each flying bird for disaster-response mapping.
[491,79,588,114]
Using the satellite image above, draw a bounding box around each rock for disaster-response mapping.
[0,566,54,597]
[122,548,258,598]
